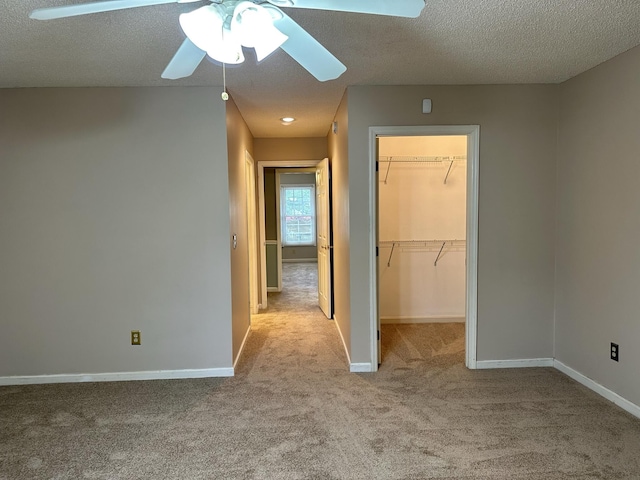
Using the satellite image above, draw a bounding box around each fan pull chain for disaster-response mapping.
[221,62,229,101]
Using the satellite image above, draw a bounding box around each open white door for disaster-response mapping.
[316,158,332,319]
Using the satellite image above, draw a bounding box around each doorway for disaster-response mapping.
[369,126,479,370]
[257,159,333,318]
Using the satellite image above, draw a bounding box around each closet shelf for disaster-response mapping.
[379,240,466,267]
[379,155,466,184]
[378,155,466,163]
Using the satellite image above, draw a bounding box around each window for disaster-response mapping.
[280,184,316,246]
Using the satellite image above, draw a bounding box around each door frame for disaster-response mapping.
[368,125,480,370]
[257,160,323,309]
[245,151,259,314]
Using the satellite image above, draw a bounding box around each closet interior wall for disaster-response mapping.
[378,136,467,323]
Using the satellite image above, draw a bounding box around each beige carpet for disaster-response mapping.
[2,263,640,479]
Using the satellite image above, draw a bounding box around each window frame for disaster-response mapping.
[279,183,317,247]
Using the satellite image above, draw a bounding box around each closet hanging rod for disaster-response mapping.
[378,155,466,163]
[378,240,466,247]
[379,155,466,184]
[379,240,466,267]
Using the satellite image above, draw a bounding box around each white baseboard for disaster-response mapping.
[350,363,375,373]
[333,315,375,373]
[267,287,278,292]
[0,368,234,386]
[233,325,252,371]
[476,358,554,369]
[381,315,465,324]
[554,360,640,420]
[282,258,318,263]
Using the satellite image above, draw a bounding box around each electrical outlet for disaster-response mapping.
[611,342,619,362]
[131,330,141,346]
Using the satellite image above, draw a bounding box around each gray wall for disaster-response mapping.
[328,92,350,346]
[0,87,233,376]
[344,85,559,363]
[226,95,254,364]
[556,45,640,406]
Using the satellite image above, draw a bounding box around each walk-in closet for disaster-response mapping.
[378,135,467,333]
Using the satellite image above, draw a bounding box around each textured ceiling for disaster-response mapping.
[2,1,640,137]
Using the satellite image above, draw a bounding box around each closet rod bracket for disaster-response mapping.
[387,242,396,267]
[444,160,454,184]
[434,241,447,266]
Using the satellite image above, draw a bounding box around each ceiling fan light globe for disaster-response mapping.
[180,5,245,65]
[207,32,245,65]
[231,2,281,46]
[179,6,224,53]
[231,1,288,61]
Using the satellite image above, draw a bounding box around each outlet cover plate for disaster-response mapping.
[611,342,619,362]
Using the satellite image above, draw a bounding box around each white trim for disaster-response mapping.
[275,172,283,292]
[0,368,234,386]
[381,316,465,324]
[282,258,318,263]
[258,161,322,168]
[279,182,317,248]
[369,125,480,372]
[258,161,322,300]
[267,287,278,292]
[257,164,268,310]
[246,151,259,315]
[233,326,252,371]
[476,358,554,369]
[554,360,640,420]
[350,363,375,373]
[465,126,480,370]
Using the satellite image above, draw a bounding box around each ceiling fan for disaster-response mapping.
[30,0,425,82]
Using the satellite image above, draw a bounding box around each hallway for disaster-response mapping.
[246,262,347,373]
[250,262,466,368]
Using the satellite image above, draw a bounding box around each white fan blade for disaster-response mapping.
[272,11,346,82]
[30,0,198,21]
[276,0,425,18]
[161,38,206,79]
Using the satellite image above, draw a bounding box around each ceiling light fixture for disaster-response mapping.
[179,5,244,65]
[29,0,425,83]
[281,117,295,123]
[231,2,288,62]
[179,2,287,67]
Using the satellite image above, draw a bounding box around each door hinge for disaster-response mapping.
[377,330,380,341]
[376,162,379,172]
[376,246,379,257]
